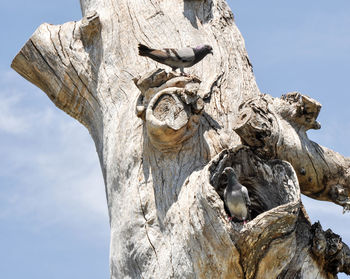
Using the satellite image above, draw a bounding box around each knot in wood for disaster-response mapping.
[152,92,188,130]
[134,68,203,152]
[145,88,201,152]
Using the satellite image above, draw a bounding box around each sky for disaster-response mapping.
[1,1,350,278]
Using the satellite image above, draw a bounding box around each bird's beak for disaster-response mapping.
[210,50,213,55]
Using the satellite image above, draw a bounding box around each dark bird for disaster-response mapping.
[223,167,251,224]
[138,43,213,74]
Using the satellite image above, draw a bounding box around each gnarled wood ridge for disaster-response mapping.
[11,0,350,278]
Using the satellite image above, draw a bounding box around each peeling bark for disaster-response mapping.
[11,0,350,278]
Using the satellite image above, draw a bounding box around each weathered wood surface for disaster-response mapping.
[234,92,350,211]
[11,0,350,278]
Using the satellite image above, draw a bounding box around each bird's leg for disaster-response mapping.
[180,67,190,77]
[171,67,178,75]
[180,67,185,75]
[227,216,233,222]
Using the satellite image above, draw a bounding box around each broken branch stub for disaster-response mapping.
[80,11,101,47]
[311,221,350,275]
[11,11,103,143]
[234,92,350,211]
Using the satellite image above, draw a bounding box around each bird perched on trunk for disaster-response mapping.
[138,43,213,74]
[223,167,251,224]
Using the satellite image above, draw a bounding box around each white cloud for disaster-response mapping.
[0,70,108,236]
[0,91,30,134]
[302,195,350,242]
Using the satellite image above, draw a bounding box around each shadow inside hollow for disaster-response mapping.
[202,111,222,131]
[183,0,214,29]
[210,148,300,221]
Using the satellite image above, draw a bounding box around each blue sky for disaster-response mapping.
[1,1,349,278]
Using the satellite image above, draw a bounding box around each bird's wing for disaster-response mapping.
[147,47,194,63]
[174,47,195,62]
[223,188,228,204]
[241,186,251,207]
[146,49,171,62]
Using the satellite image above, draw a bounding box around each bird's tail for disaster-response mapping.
[138,43,153,56]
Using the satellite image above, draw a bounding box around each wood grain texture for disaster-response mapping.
[11,0,350,278]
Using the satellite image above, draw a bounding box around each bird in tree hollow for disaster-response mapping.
[223,167,251,225]
[138,43,213,74]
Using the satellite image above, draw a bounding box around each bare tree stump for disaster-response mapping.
[11,0,350,278]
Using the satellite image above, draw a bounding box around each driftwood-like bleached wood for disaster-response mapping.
[234,92,350,211]
[11,0,350,278]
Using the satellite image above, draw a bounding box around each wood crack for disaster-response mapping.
[136,167,160,265]
[47,25,66,66]
[58,25,67,58]
[251,229,296,279]
[29,39,63,97]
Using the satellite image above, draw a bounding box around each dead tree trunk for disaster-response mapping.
[11,0,350,278]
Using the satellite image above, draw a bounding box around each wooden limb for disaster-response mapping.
[11,12,103,134]
[234,93,350,211]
